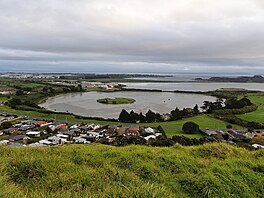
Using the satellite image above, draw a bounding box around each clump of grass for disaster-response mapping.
[6,159,46,183]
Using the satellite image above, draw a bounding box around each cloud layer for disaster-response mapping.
[0,0,264,73]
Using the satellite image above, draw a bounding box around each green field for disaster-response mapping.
[97,97,135,104]
[134,115,243,138]
[0,143,263,197]
[237,94,264,124]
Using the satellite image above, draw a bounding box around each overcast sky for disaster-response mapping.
[0,0,264,74]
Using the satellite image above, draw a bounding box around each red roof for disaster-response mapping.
[56,124,68,129]
[35,121,47,126]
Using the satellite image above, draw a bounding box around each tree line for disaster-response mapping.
[118,104,200,123]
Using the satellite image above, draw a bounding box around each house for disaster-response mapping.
[9,135,27,141]
[26,131,41,138]
[69,128,81,136]
[144,135,156,141]
[61,130,76,139]
[56,123,68,130]
[28,142,47,147]
[34,121,47,127]
[19,124,35,131]
[116,127,127,136]
[22,120,35,125]
[145,127,155,134]
[2,128,17,135]
[48,136,67,145]
[87,132,99,137]
[73,137,90,144]
[0,87,17,95]
[79,126,89,132]
[57,134,69,139]
[70,124,79,129]
[252,144,264,149]
[0,140,10,145]
[155,133,163,137]
[126,127,140,136]
[39,139,54,145]
[82,135,96,142]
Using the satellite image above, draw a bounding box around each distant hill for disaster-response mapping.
[0,143,263,197]
[197,75,264,83]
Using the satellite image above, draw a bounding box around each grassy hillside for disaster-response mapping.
[0,143,263,197]
[237,94,264,124]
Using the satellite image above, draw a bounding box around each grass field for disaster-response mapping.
[0,143,263,197]
[237,94,264,124]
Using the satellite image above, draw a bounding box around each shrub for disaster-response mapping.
[182,122,200,134]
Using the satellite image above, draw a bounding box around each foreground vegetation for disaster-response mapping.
[0,143,263,197]
[97,97,135,105]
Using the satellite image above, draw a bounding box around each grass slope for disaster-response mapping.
[237,94,264,124]
[0,143,263,197]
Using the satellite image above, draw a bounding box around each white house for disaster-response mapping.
[145,127,155,134]
[26,131,41,137]
[144,135,156,141]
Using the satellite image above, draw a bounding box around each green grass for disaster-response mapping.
[0,96,11,103]
[237,94,264,124]
[135,115,243,138]
[0,143,263,197]
[97,97,135,104]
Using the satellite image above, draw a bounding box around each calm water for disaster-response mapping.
[123,82,264,92]
[40,91,216,119]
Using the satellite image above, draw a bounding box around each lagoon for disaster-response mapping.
[40,91,216,119]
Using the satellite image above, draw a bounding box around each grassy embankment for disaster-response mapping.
[0,143,263,197]
[97,97,136,105]
[237,93,264,124]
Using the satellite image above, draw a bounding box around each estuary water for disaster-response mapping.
[40,91,216,119]
[122,82,264,92]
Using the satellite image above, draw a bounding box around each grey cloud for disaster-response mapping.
[0,0,264,73]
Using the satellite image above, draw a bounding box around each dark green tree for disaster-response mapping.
[118,109,131,123]
[182,122,200,134]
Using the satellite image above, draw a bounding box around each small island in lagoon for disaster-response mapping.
[97,97,136,104]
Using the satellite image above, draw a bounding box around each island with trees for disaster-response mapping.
[97,97,136,105]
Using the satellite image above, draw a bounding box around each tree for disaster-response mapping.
[182,122,200,134]
[171,107,182,120]
[139,112,146,123]
[145,110,156,123]
[193,104,200,115]
[201,101,210,111]
[118,109,131,123]
[0,121,12,129]
[226,124,233,129]
[130,110,139,123]
[16,90,24,96]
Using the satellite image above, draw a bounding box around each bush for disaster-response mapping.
[182,122,200,134]
[0,121,12,129]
